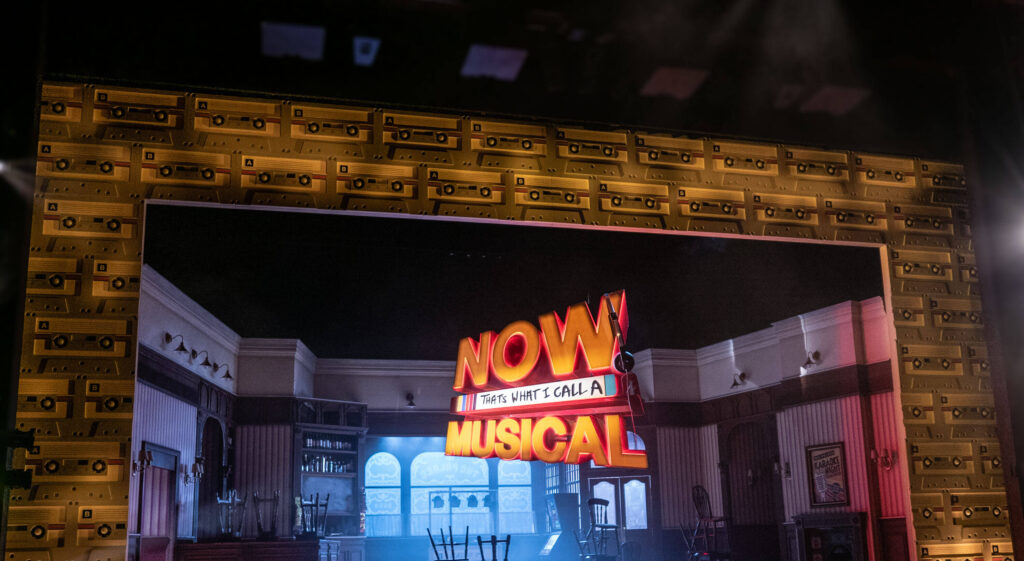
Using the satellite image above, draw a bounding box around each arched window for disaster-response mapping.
[498,460,534,534]
[591,431,645,468]
[365,452,401,536]
[410,452,490,536]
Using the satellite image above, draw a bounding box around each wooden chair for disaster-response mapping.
[216,489,247,539]
[680,485,724,559]
[253,490,280,539]
[427,526,469,561]
[297,493,330,538]
[476,534,511,561]
[583,497,620,559]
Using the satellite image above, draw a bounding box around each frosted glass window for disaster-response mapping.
[592,481,617,525]
[623,479,648,529]
[498,485,534,534]
[411,452,488,486]
[365,452,401,486]
[498,459,531,485]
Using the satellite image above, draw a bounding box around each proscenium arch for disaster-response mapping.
[10,80,1003,561]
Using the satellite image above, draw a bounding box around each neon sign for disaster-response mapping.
[446,291,647,468]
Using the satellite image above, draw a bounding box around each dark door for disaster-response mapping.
[586,475,655,560]
[720,419,783,561]
[138,443,178,561]
[197,418,223,539]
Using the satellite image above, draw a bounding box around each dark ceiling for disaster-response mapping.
[144,204,883,360]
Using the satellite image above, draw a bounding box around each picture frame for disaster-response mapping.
[806,442,850,507]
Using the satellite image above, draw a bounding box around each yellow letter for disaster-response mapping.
[453,332,495,391]
[539,292,626,376]
[520,418,533,461]
[491,321,542,384]
[471,419,497,458]
[495,418,522,460]
[532,416,568,463]
[565,415,608,465]
[604,415,648,468]
[445,420,473,456]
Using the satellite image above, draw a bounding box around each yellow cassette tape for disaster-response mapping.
[930,297,983,329]
[822,198,886,230]
[921,161,967,189]
[901,343,964,375]
[893,204,955,235]
[91,260,141,298]
[597,181,669,215]
[966,344,990,376]
[918,540,991,559]
[75,505,128,547]
[141,148,231,187]
[910,441,975,475]
[958,252,979,283]
[195,97,282,137]
[636,134,704,169]
[902,392,936,424]
[33,317,130,358]
[6,505,67,549]
[40,84,84,123]
[93,89,184,128]
[16,378,73,420]
[784,148,850,181]
[338,162,417,198]
[26,257,80,297]
[977,443,1004,475]
[711,141,779,175]
[893,295,927,327]
[751,193,818,224]
[383,112,460,149]
[84,379,133,420]
[290,105,372,144]
[426,169,503,204]
[512,174,589,210]
[241,155,327,193]
[941,393,996,424]
[26,441,124,483]
[854,154,916,187]
[41,199,137,240]
[677,186,746,220]
[469,120,546,156]
[556,128,628,163]
[37,141,131,182]
[892,249,954,282]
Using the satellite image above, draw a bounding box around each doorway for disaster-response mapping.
[197,417,224,539]
[586,475,655,560]
[137,442,179,561]
[719,418,784,561]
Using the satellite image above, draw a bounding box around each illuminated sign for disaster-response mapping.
[446,291,647,468]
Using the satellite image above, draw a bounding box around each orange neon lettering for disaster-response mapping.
[604,415,648,468]
[445,421,473,456]
[539,291,626,376]
[520,418,533,461]
[565,415,608,465]
[491,321,541,384]
[470,419,497,458]
[495,418,522,460]
[453,332,495,391]
[532,416,568,463]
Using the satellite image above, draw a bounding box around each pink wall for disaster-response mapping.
[871,392,908,518]
[656,425,722,527]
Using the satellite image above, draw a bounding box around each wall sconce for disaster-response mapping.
[872,448,897,471]
[183,457,205,485]
[803,350,822,368]
[163,333,187,353]
[190,349,212,367]
[730,371,747,388]
[132,449,153,476]
[405,393,416,408]
[213,362,232,380]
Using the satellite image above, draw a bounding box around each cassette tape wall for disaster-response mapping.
[8,82,1005,561]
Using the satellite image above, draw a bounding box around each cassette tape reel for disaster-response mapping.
[752,193,818,224]
[291,105,372,144]
[556,128,628,163]
[712,141,779,175]
[142,148,230,187]
[785,148,849,181]
[94,89,184,129]
[84,379,133,420]
[6,505,66,549]
[893,204,955,236]
[383,112,460,149]
[195,97,281,137]
[911,442,976,478]
[242,155,327,193]
[75,505,128,547]
[930,297,984,329]
[91,260,141,298]
[921,161,967,189]
[893,295,927,328]
[637,134,704,169]
[678,186,746,220]
[855,154,916,187]
[903,392,936,424]
[17,378,73,420]
[37,142,130,183]
[41,199,138,240]
[338,162,416,198]
[427,169,503,204]
[598,181,669,215]
[469,120,546,156]
[823,199,887,230]
[27,257,79,297]
[902,343,964,376]
[942,393,997,425]
[40,84,83,123]
[512,174,589,210]
[33,317,130,358]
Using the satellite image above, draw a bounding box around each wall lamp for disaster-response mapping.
[191,349,212,367]
[405,393,416,408]
[183,457,205,485]
[163,333,187,353]
[730,371,747,388]
[803,350,822,368]
[132,449,153,476]
[213,362,232,380]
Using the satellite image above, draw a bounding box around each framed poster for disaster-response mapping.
[806,442,850,507]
